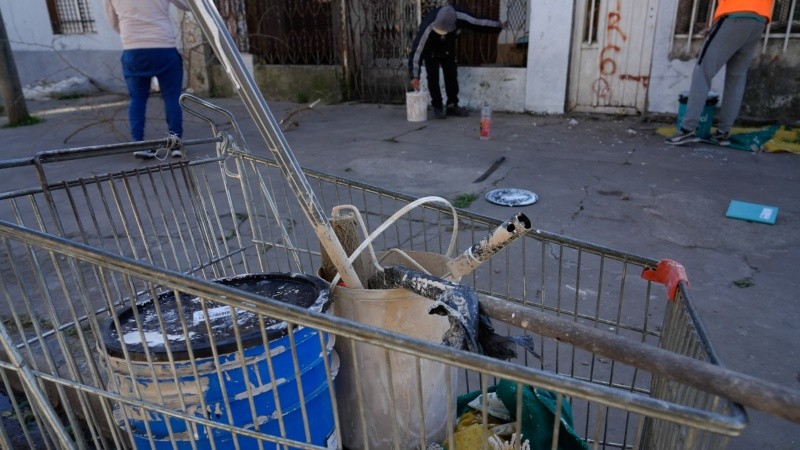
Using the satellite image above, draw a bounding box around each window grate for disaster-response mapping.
[47,0,96,35]
[673,0,798,54]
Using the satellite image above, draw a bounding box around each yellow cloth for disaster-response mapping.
[450,410,522,450]
[764,127,800,154]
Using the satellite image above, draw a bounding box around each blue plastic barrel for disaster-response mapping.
[102,273,336,450]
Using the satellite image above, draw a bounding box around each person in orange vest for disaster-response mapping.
[666,0,774,146]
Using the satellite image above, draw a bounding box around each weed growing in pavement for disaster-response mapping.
[296,92,309,103]
[733,277,755,288]
[453,193,478,208]
[3,116,42,128]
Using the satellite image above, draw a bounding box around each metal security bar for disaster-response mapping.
[46,0,96,35]
[673,0,798,54]
[244,0,337,65]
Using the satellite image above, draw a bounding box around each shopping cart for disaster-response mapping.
[2,1,799,447]
[0,90,757,450]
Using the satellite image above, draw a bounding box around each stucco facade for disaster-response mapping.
[2,0,797,121]
[1,0,126,92]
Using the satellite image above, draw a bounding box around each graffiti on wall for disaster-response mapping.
[591,0,649,103]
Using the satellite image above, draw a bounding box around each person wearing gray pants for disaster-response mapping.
[666,0,774,146]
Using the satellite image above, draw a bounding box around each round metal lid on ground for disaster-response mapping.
[485,188,538,207]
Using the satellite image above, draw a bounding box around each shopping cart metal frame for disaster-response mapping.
[0,93,753,450]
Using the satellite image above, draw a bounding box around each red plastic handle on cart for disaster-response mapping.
[641,259,690,302]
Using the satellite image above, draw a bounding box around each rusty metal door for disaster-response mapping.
[567,0,658,114]
[237,0,509,103]
[343,0,501,103]
[342,0,428,103]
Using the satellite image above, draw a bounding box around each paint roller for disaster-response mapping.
[446,213,532,280]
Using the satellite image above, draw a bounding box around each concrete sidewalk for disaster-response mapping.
[2,93,799,448]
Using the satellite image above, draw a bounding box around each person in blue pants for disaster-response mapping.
[104,0,190,159]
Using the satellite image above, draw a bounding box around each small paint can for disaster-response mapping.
[406,91,428,122]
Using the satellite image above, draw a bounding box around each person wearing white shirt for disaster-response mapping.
[103,0,190,158]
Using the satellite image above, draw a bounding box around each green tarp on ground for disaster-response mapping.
[657,125,800,154]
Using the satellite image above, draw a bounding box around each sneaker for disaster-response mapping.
[665,128,699,146]
[170,149,184,158]
[446,104,470,117]
[433,106,446,119]
[133,149,157,159]
[711,130,731,146]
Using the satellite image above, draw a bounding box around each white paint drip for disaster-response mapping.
[232,378,286,401]
[122,331,195,347]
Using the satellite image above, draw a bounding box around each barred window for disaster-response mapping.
[46,0,96,35]
[766,0,800,36]
[675,0,800,37]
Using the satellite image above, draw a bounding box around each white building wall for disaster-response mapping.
[2,0,135,93]
[447,0,575,114]
[524,0,574,114]
[458,67,528,113]
[2,0,118,51]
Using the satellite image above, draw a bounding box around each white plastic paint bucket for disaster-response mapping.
[406,91,428,122]
[331,251,458,449]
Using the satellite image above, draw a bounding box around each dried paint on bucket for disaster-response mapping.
[406,91,428,122]
[331,251,458,449]
[101,273,336,450]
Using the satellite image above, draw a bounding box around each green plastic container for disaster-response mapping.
[677,91,719,139]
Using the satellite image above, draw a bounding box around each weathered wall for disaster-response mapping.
[525,0,574,114]
[2,0,123,91]
[742,49,800,124]
[210,65,345,104]
[2,0,188,95]
[12,50,124,93]
[209,65,525,112]
[456,68,528,113]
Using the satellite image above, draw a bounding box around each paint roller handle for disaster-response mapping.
[446,213,532,280]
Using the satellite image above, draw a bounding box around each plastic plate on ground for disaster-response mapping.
[485,188,538,207]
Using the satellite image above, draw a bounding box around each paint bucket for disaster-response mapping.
[406,91,428,122]
[101,273,337,450]
[330,251,458,449]
[677,91,719,139]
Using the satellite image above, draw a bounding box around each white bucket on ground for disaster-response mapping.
[331,251,458,449]
[406,91,428,122]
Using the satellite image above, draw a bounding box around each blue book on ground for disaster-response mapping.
[726,200,778,224]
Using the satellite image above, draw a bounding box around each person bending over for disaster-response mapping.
[408,5,503,119]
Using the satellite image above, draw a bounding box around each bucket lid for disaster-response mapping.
[101,273,329,361]
[485,188,539,207]
[678,91,720,105]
